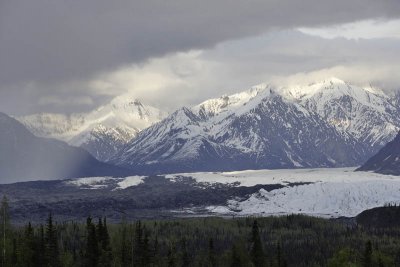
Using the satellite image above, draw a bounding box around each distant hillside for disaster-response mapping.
[357,132,400,175]
[0,112,132,183]
[357,205,400,228]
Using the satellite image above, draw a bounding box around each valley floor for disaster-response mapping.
[3,167,399,222]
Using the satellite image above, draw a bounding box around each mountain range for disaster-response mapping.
[111,78,400,174]
[12,78,400,175]
[0,112,132,183]
[17,94,167,162]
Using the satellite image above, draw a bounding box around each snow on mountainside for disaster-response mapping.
[192,85,266,120]
[113,79,386,173]
[282,78,400,147]
[17,78,400,171]
[17,94,167,161]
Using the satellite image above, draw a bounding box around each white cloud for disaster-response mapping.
[86,30,400,111]
[270,64,400,91]
[4,29,400,115]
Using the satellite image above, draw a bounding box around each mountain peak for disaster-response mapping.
[323,77,346,84]
[192,84,269,119]
[109,94,143,108]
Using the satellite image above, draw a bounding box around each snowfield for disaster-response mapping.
[168,168,400,217]
[66,176,145,190]
[116,176,145,189]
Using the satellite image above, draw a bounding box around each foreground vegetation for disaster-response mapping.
[1,197,400,266]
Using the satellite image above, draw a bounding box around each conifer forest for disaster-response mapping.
[1,197,400,267]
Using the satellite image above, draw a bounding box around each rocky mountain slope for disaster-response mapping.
[0,112,132,183]
[357,131,400,175]
[282,78,400,148]
[15,78,400,174]
[113,78,398,174]
[17,94,167,161]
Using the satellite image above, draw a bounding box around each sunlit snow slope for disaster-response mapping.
[17,94,167,161]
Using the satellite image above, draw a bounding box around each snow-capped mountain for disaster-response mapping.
[0,112,132,183]
[282,78,400,148]
[112,78,394,174]
[17,95,167,161]
[357,131,400,175]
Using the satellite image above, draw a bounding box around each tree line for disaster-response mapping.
[1,196,400,266]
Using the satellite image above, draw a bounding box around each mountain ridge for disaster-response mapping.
[112,78,390,174]
[14,78,400,174]
[17,94,167,161]
[357,131,400,175]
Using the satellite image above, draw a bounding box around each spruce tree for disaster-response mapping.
[142,230,151,267]
[0,196,10,267]
[181,238,190,267]
[167,246,176,267]
[45,213,60,267]
[276,242,283,267]
[98,217,112,267]
[120,225,129,267]
[153,236,160,266]
[363,240,373,267]
[96,218,103,245]
[11,238,17,266]
[36,224,46,267]
[85,216,99,267]
[230,242,249,267]
[133,220,144,267]
[22,222,35,267]
[208,238,217,267]
[250,220,265,267]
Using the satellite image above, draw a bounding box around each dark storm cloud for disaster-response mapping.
[1,0,400,86]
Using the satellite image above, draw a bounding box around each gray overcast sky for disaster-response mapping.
[1,0,400,115]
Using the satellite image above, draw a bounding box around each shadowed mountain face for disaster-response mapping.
[0,112,132,183]
[357,132,400,175]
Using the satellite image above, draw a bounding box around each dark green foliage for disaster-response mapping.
[363,240,372,267]
[98,218,112,267]
[357,205,400,228]
[45,213,60,267]
[167,246,176,267]
[0,196,11,267]
[37,225,46,267]
[208,238,216,267]
[85,216,99,267]
[20,223,35,267]
[250,220,265,267]
[118,225,129,267]
[230,241,251,267]
[275,242,287,267]
[4,209,400,266]
[327,248,358,267]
